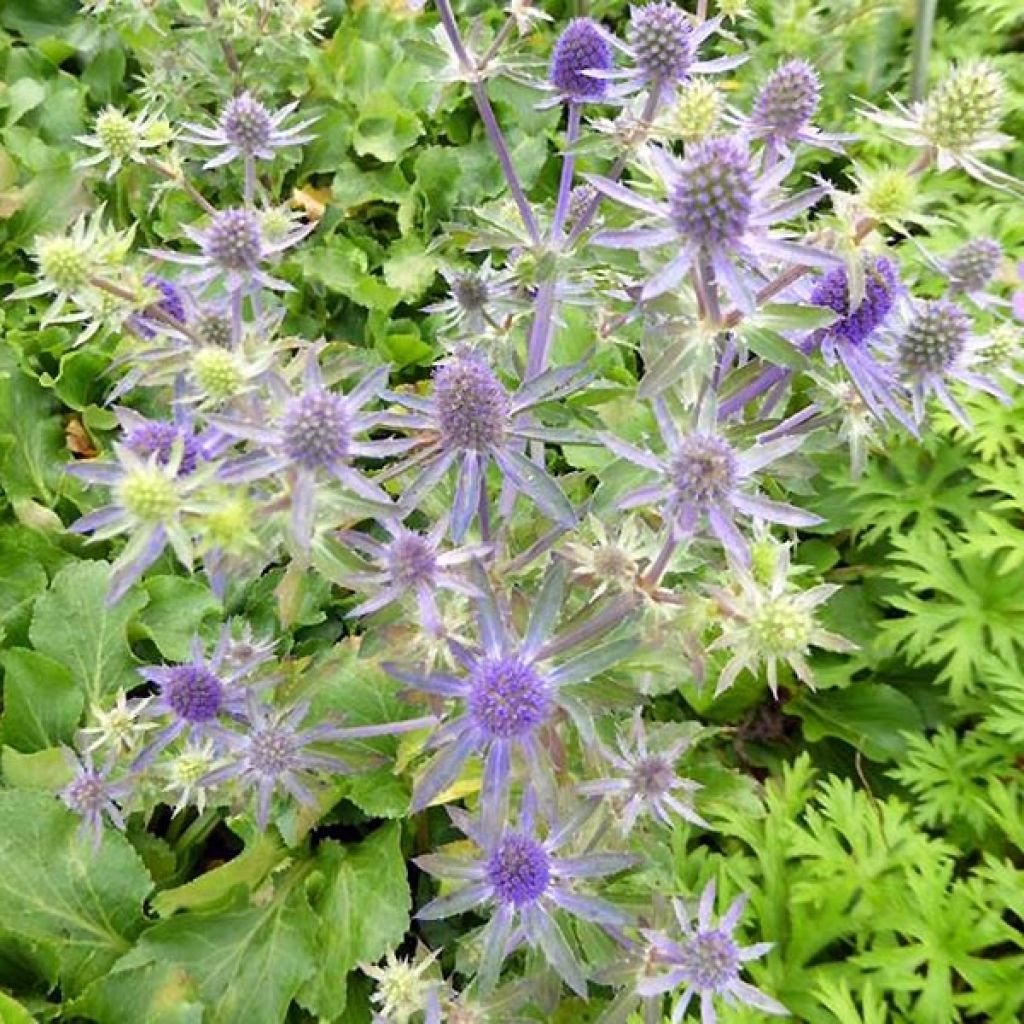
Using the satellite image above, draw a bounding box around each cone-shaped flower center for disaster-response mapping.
[898,299,970,374]
[124,421,200,476]
[64,771,107,815]
[679,928,741,991]
[750,599,812,655]
[632,755,675,798]
[948,238,1002,295]
[670,435,737,506]
[248,724,298,777]
[118,466,180,522]
[753,59,821,138]
[388,533,437,588]
[468,656,551,739]
[164,664,225,723]
[204,208,262,271]
[810,256,899,347]
[630,2,693,83]
[921,62,1005,151]
[550,18,613,100]
[435,353,510,452]
[670,137,753,247]
[487,833,551,907]
[281,390,352,469]
[221,93,273,153]
[95,108,138,158]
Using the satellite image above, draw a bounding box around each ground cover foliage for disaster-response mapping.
[0,0,1023,1021]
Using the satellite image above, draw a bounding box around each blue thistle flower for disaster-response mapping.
[384,563,635,816]
[549,18,614,103]
[603,399,820,564]
[638,880,787,1021]
[946,237,1002,295]
[386,350,590,541]
[590,139,836,310]
[60,750,130,850]
[182,91,317,168]
[128,274,187,338]
[116,403,205,477]
[415,796,635,995]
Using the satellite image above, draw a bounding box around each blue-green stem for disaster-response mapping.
[910,0,938,103]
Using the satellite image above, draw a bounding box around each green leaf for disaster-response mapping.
[0,990,37,1024]
[382,238,438,301]
[741,326,810,371]
[298,823,411,1018]
[351,93,423,163]
[113,878,319,1024]
[790,683,924,761]
[1,745,72,789]
[0,544,47,645]
[752,303,839,331]
[0,648,83,752]
[29,560,147,706]
[134,576,220,661]
[1,79,47,127]
[0,790,152,996]
[71,963,204,1024]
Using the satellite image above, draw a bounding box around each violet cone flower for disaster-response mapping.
[600,6,743,101]
[422,260,520,336]
[335,517,489,636]
[638,880,787,1022]
[133,626,276,767]
[127,274,188,339]
[60,750,131,850]
[747,59,852,158]
[545,18,615,105]
[383,562,636,818]
[416,796,636,996]
[67,442,213,604]
[210,347,409,549]
[603,399,821,564]
[590,139,836,311]
[202,699,434,830]
[386,350,590,541]
[181,91,317,168]
[151,205,311,295]
[945,237,1002,296]
[807,256,914,430]
[577,709,706,835]
[115,401,209,477]
[889,298,1007,427]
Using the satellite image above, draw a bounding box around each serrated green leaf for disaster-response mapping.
[0,648,83,752]
[0,790,152,996]
[134,576,220,661]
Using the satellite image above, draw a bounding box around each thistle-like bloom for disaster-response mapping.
[203,699,433,829]
[545,18,615,105]
[639,880,787,1022]
[562,514,657,598]
[11,208,133,328]
[115,402,207,477]
[889,298,1007,427]
[659,78,724,143]
[79,691,156,756]
[747,59,851,159]
[126,274,188,339]
[384,563,635,815]
[807,255,912,429]
[67,442,212,604]
[603,399,821,564]
[416,797,635,995]
[945,237,1003,297]
[422,260,520,336]
[606,5,742,100]
[862,61,1021,191]
[364,949,442,1024]
[134,627,276,765]
[334,518,488,636]
[386,350,589,541]
[75,105,168,178]
[59,750,130,850]
[707,545,854,696]
[182,91,317,168]
[211,347,406,549]
[153,205,310,294]
[161,738,225,814]
[590,139,835,310]
[578,710,706,834]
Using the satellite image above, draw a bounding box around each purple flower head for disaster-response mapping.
[134,626,276,766]
[810,256,899,347]
[603,399,821,564]
[639,880,787,1021]
[119,407,204,477]
[423,260,520,336]
[629,3,693,85]
[591,140,837,311]
[549,19,614,102]
[334,517,487,635]
[946,237,1002,295]
[416,796,636,995]
[60,750,130,850]
[384,563,636,817]
[670,137,753,246]
[386,350,590,540]
[129,274,187,339]
[578,710,705,834]
[211,347,408,549]
[194,307,233,347]
[751,59,823,144]
[202,699,433,829]
[182,91,317,168]
[204,208,262,273]
[886,297,1007,427]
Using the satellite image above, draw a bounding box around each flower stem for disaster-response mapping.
[910,0,939,103]
[434,0,541,246]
